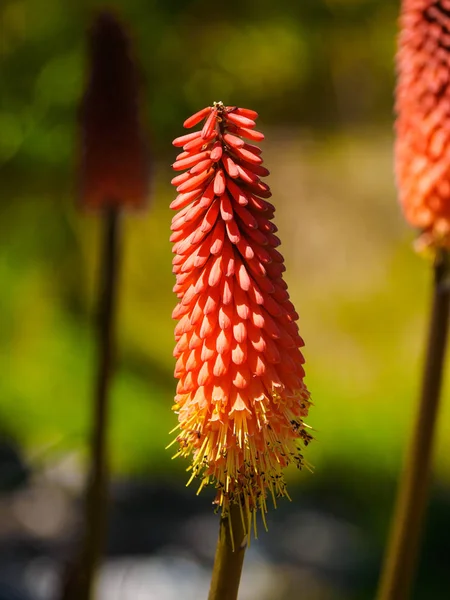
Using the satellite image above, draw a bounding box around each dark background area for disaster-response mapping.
[1,1,449,598]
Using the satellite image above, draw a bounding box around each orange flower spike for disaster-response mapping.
[396,0,450,250]
[79,11,149,210]
[169,103,312,532]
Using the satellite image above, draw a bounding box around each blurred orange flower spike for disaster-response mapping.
[396,0,450,250]
[79,10,149,211]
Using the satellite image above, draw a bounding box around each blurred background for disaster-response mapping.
[1,0,450,598]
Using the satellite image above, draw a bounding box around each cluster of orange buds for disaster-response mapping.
[396,0,450,250]
[169,102,312,531]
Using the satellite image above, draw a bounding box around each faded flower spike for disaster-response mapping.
[79,10,149,210]
[169,102,312,532]
[396,0,450,250]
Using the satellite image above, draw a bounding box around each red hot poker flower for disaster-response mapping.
[396,0,450,249]
[79,10,149,210]
[170,102,312,531]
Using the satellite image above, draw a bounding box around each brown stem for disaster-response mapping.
[208,504,248,600]
[60,207,120,600]
[376,249,450,600]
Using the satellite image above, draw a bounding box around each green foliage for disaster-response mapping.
[1,133,450,487]
[1,1,449,488]
[1,0,397,169]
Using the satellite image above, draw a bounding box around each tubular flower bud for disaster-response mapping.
[169,102,312,531]
[79,10,149,210]
[396,0,450,249]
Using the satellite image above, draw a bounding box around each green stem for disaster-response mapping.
[377,250,450,600]
[208,504,248,600]
[60,207,120,600]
